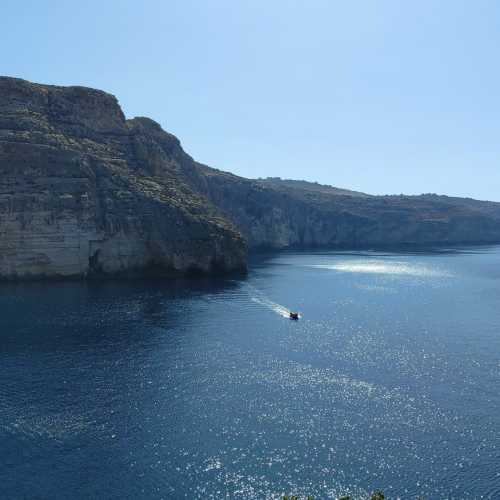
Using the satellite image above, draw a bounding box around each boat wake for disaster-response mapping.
[251,296,292,318]
[246,284,297,318]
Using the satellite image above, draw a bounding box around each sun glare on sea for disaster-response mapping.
[310,260,451,278]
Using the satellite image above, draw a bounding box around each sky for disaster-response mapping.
[2,0,500,200]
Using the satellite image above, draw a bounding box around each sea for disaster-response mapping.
[1,247,500,499]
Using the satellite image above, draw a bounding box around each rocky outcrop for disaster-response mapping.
[0,77,246,279]
[1,76,500,280]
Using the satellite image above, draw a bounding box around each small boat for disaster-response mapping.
[289,312,299,320]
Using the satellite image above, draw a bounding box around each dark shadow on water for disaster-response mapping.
[0,274,248,354]
[0,274,247,302]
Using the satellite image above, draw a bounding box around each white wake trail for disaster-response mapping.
[251,296,291,318]
[245,284,296,318]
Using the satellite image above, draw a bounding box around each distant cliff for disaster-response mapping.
[186,168,500,250]
[1,76,500,280]
[252,180,500,248]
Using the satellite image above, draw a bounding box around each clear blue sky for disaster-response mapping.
[3,0,500,200]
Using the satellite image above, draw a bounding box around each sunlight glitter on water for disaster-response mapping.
[310,260,452,277]
[1,247,500,499]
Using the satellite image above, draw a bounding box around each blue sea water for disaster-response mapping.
[1,247,500,499]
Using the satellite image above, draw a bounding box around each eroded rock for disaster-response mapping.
[0,77,246,279]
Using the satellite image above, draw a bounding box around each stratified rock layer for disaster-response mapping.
[1,76,500,280]
[0,77,246,279]
[205,175,500,249]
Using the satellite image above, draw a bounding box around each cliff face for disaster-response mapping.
[129,124,500,250]
[185,169,500,250]
[1,76,500,280]
[0,77,246,279]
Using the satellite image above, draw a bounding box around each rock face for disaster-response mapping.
[1,76,500,280]
[0,77,246,279]
[184,168,500,250]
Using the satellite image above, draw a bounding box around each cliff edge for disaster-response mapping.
[1,76,500,280]
[0,77,246,279]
